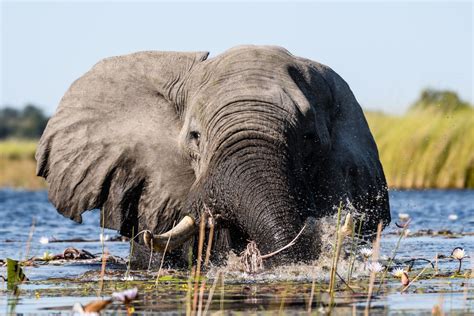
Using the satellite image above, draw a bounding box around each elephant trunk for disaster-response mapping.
[204,126,319,263]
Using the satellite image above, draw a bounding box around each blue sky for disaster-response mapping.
[1,1,472,115]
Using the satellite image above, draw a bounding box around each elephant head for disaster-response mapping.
[36,45,390,266]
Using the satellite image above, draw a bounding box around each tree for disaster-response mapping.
[410,89,471,113]
[0,104,49,139]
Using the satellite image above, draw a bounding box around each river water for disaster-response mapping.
[0,189,473,314]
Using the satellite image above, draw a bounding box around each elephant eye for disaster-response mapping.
[189,131,201,151]
[190,131,200,140]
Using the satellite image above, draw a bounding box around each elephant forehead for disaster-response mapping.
[191,84,310,122]
[205,46,296,77]
[188,48,312,115]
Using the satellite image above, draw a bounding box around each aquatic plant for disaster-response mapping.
[340,213,354,237]
[328,203,343,310]
[346,213,365,284]
[365,222,383,313]
[112,287,138,314]
[367,261,384,273]
[155,221,175,285]
[398,213,410,220]
[401,257,435,293]
[391,267,405,278]
[448,214,458,221]
[451,247,467,274]
[360,247,373,259]
[377,218,411,294]
[401,272,410,287]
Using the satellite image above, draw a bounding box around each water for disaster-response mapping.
[1,189,473,314]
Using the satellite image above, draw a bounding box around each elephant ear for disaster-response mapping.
[294,58,391,233]
[36,51,209,237]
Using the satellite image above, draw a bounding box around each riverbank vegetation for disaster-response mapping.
[1,90,473,189]
[366,89,474,189]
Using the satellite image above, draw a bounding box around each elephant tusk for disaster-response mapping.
[143,215,196,252]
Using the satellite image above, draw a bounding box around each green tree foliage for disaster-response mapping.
[410,88,472,113]
[0,104,49,139]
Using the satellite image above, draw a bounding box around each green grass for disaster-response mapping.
[366,108,474,189]
[0,139,45,189]
[0,139,37,160]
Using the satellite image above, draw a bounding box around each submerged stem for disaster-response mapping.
[329,202,343,310]
[377,219,411,294]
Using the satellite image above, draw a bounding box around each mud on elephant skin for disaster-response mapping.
[36,45,390,268]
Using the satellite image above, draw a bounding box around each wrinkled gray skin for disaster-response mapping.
[36,46,390,268]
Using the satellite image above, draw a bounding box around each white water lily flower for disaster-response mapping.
[121,275,135,281]
[360,247,373,259]
[451,248,466,260]
[448,214,458,221]
[391,267,405,278]
[39,236,49,244]
[398,213,410,221]
[112,287,138,303]
[367,261,384,273]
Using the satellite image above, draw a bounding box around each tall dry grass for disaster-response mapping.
[0,140,46,189]
[366,108,474,189]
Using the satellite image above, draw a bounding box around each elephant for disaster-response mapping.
[36,45,390,268]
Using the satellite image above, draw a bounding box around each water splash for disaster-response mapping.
[208,212,368,283]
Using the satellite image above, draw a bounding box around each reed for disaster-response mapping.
[124,227,134,281]
[98,249,108,297]
[155,226,173,285]
[220,273,225,313]
[203,270,221,315]
[278,283,289,315]
[186,266,195,316]
[376,219,411,293]
[307,277,317,313]
[98,210,107,296]
[401,258,434,293]
[192,213,207,315]
[24,217,36,261]
[365,108,474,189]
[347,214,365,284]
[204,209,215,268]
[328,202,343,310]
[364,222,383,315]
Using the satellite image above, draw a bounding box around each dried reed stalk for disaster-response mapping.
[328,203,343,310]
[203,270,222,315]
[364,221,383,316]
[98,249,108,297]
[155,221,176,286]
[24,217,36,261]
[192,213,208,315]
[204,209,215,268]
